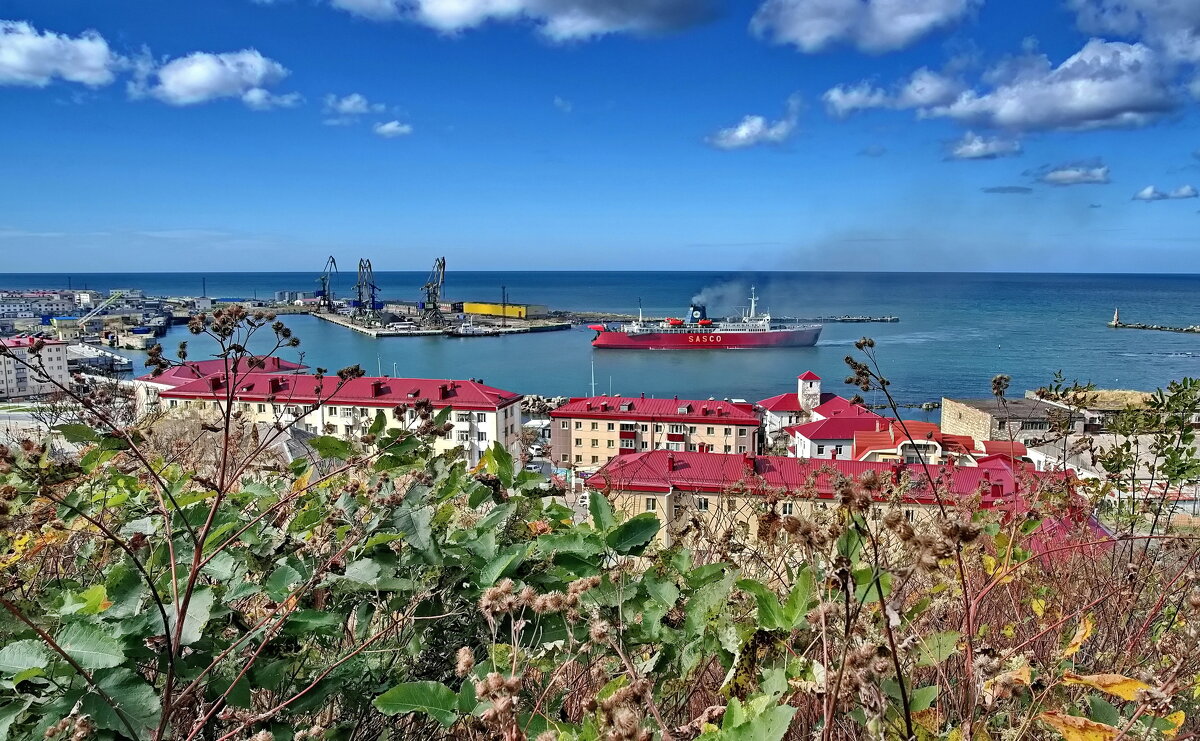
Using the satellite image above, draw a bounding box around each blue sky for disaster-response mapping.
[1,0,1198,272]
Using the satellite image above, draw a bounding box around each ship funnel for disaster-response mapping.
[688,304,708,323]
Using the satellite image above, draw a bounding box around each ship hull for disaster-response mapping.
[592,326,822,350]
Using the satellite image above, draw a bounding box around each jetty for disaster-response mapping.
[312,312,444,338]
[1107,308,1200,334]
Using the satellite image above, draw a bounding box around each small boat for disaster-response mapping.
[445,321,502,337]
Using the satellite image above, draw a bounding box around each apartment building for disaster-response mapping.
[155,371,523,465]
[0,337,69,399]
[549,395,760,468]
[586,449,1107,556]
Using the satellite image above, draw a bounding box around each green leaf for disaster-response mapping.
[169,587,214,647]
[605,513,660,555]
[342,558,382,586]
[55,623,125,670]
[0,700,31,741]
[374,681,459,727]
[908,685,939,712]
[265,563,304,602]
[0,640,49,676]
[283,610,344,636]
[782,567,814,628]
[737,579,786,631]
[1088,695,1121,726]
[643,574,680,608]
[369,409,387,436]
[589,492,616,531]
[310,435,354,460]
[82,667,161,740]
[54,424,98,443]
[482,443,515,489]
[915,631,960,667]
[480,548,527,587]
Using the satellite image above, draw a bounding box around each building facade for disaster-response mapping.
[156,371,523,465]
[550,395,760,468]
[941,397,1082,444]
[0,337,69,399]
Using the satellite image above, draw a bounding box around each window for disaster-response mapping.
[738,445,746,453]
[738,428,747,437]
[457,412,471,422]
[591,455,599,463]
[640,441,648,449]
[591,439,598,447]
[477,432,486,442]
[620,423,637,432]
[640,424,648,432]
[706,426,714,435]
[328,406,338,416]
[457,432,470,442]
[575,455,582,462]
[723,445,731,453]
[645,497,657,512]
[575,438,582,446]
[696,497,709,511]
[561,453,569,462]
[905,510,914,522]
[668,424,685,434]
[169,399,178,408]
[560,421,568,429]
[724,427,731,435]
[1021,420,1050,431]
[654,424,663,432]
[476,413,486,422]
[590,422,598,430]
[620,439,635,449]
[817,444,825,455]
[687,444,697,452]
[836,445,844,456]
[606,440,614,448]
[575,421,582,429]
[606,422,614,431]
[781,502,794,515]
[345,425,354,435]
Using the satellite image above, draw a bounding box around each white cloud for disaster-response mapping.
[553,95,572,112]
[374,120,413,137]
[0,20,120,87]
[1070,0,1200,62]
[948,131,1021,160]
[750,0,980,53]
[324,92,385,116]
[1132,184,1198,200]
[823,81,888,117]
[926,39,1176,131]
[708,94,801,149]
[823,66,960,116]
[1037,163,1111,186]
[328,0,717,40]
[131,49,297,108]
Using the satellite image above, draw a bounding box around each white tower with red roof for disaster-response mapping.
[798,371,822,413]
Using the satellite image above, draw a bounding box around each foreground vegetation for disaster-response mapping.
[1,311,1199,740]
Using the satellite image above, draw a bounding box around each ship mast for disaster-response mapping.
[749,287,758,319]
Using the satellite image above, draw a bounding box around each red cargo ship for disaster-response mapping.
[590,289,821,350]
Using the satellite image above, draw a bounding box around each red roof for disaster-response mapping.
[798,371,821,381]
[812,396,880,419]
[757,392,803,413]
[159,372,522,411]
[587,449,1038,507]
[136,356,307,388]
[1,336,65,348]
[550,396,758,425]
[980,440,1029,459]
[785,416,886,441]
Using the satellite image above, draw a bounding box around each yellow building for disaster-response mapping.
[462,302,548,319]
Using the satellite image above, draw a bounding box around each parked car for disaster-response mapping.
[523,463,542,472]
[528,444,543,456]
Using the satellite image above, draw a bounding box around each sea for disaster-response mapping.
[3,271,1198,421]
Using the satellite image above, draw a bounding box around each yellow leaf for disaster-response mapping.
[981,554,1014,583]
[1062,672,1152,702]
[97,599,114,612]
[0,533,33,569]
[1031,598,1046,618]
[982,662,1032,705]
[291,466,313,493]
[1162,711,1185,739]
[1037,711,1119,740]
[1062,615,1094,659]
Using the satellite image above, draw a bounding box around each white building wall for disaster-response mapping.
[0,343,69,399]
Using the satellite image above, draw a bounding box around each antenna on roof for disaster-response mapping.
[590,358,597,397]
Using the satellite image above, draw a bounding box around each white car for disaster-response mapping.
[528,444,544,456]
[523,463,542,472]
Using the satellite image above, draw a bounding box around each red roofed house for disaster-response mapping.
[131,356,308,417]
[588,449,1107,556]
[850,420,1027,466]
[758,371,880,449]
[156,372,523,465]
[785,414,887,459]
[549,395,759,469]
[0,336,68,400]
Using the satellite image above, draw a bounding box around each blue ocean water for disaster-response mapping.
[3,271,1198,417]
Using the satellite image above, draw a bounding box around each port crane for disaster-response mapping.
[315,256,338,313]
[420,256,447,327]
[352,258,381,323]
